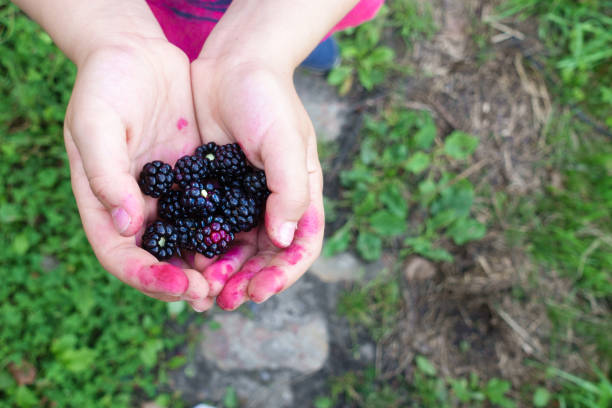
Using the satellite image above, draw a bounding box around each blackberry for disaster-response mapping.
[195,141,218,161]
[193,216,235,258]
[195,141,218,175]
[180,181,221,218]
[141,221,180,260]
[211,143,248,178]
[138,161,174,198]
[173,155,207,189]
[242,169,270,202]
[174,218,206,251]
[158,190,185,221]
[219,185,261,233]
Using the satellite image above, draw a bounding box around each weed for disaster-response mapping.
[328,0,438,94]
[387,0,437,47]
[500,0,612,127]
[324,108,486,262]
[328,8,396,95]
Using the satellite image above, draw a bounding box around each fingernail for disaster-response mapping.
[192,305,206,313]
[278,222,297,247]
[111,207,131,234]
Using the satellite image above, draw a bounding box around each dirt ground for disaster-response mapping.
[321,0,594,399]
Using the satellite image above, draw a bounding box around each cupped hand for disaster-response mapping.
[64,35,210,302]
[189,58,325,311]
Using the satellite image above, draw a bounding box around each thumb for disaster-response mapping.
[260,123,310,248]
[67,106,145,237]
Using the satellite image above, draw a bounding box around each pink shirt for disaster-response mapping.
[146,0,384,61]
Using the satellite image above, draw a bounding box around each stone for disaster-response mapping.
[404,257,436,282]
[310,252,365,282]
[294,70,350,142]
[200,313,328,374]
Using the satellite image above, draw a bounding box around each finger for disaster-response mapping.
[201,238,257,297]
[66,102,144,237]
[248,147,324,303]
[181,269,210,302]
[189,296,215,312]
[216,256,270,311]
[142,292,182,302]
[261,120,310,248]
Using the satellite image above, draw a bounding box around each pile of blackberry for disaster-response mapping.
[138,142,269,260]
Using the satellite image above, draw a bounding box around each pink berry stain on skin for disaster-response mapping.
[295,205,322,239]
[176,118,188,131]
[137,264,189,295]
[206,262,235,296]
[216,259,264,310]
[204,246,242,295]
[282,244,304,265]
[249,266,287,303]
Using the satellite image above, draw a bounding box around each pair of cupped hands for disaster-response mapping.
[64,30,324,312]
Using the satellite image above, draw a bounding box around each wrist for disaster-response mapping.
[13,0,164,66]
[199,0,359,69]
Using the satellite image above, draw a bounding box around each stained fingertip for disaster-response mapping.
[247,266,287,303]
[203,245,254,297]
[216,260,264,310]
[136,263,189,296]
[181,269,210,301]
[190,296,214,312]
[142,292,182,302]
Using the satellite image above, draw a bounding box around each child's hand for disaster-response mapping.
[188,58,325,311]
[64,35,210,302]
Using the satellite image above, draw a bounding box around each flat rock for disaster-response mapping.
[200,313,328,373]
[404,256,436,282]
[310,252,365,282]
[294,70,350,142]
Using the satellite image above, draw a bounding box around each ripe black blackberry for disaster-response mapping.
[193,216,235,258]
[173,155,207,189]
[158,190,185,221]
[219,185,261,233]
[174,218,206,251]
[242,169,270,202]
[211,143,248,178]
[195,141,217,161]
[180,181,221,218]
[142,221,180,260]
[138,161,174,198]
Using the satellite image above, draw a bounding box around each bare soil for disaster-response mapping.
[320,0,594,401]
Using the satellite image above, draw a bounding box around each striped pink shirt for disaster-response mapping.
[146,0,384,61]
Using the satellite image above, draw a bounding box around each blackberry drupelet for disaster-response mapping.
[173,155,207,189]
[158,190,185,221]
[138,160,174,198]
[220,185,261,233]
[193,216,235,258]
[242,169,270,202]
[180,181,221,218]
[142,221,180,260]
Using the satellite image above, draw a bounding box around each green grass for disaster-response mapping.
[499,0,612,379]
[328,0,436,94]
[0,4,200,407]
[500,0,612,127]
